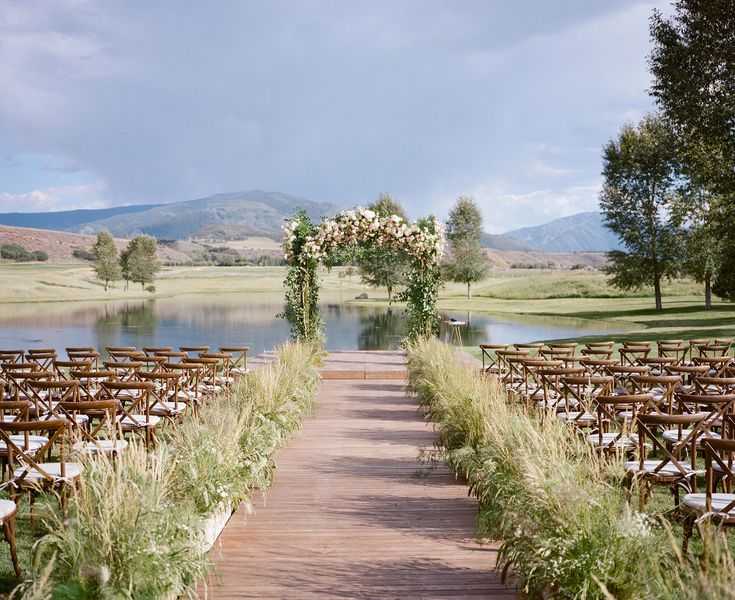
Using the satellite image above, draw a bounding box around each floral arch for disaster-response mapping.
[281,207,445,341]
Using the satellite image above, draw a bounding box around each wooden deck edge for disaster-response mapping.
[320,370,407,380]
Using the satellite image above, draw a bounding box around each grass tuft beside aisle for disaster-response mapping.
[405,338,735,600]
[7,341,321,600]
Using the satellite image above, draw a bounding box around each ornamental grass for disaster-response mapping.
[405,337,735,599]
[13,341,320,599]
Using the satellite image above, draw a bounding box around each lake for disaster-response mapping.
[0,293,631,357]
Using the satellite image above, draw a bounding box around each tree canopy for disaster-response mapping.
[649,0,735,299]
[92,230,121,291]
[443,196,488,299]
[120,235,160,291]
[599,115,683,311]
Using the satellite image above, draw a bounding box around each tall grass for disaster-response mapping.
[406,338,674,599]
[15,341,321,599]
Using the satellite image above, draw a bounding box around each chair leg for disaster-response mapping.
[682,513,695,554]
[3,515,21,577]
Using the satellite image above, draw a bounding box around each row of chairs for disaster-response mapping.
[479,338,735,550]
[0,343,250,576]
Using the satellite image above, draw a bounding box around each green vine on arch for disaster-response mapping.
[280,207,444,341]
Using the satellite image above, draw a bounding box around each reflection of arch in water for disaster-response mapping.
[357,308,407,351]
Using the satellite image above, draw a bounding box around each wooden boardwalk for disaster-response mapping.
[202,352,513,599]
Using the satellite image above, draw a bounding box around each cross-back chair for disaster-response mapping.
[625,412,705,509]
[478,344,509,375]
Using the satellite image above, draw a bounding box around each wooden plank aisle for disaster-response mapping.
[202,352,514,599]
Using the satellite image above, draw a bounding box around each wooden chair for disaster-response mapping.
[180,346,209,358]
[631,374,681,414]
[682,438,735,552]
[101,381,159,448]
[0,498,21,576]
[58,399,128,457]
[66,351,100,370]
[0,350,25,365]
[478,344,508,375]
[25,349,56,371]
[619,341,652,366]
[581,347,615,360]
[693,355,732,378]
[657,341,687,364]
[2,419,83,515]
[162,362,203,414]
[137,371,187,424]
[536,366,585,413]
[219,346,251,377]
[604,364,651,395]
[588,394,652,454]
[625,412,705,509]
[557,375,615,429]
[53,359,93,380]
[519,359,563,408]
[142,347,172,357]
[579,358,618,376]
[514,343,544,357]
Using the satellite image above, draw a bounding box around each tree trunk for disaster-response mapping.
[705,274,712,311]
[654,275,663,311]
[387,286,393,306]
[104,280,109,291]
[467,281,471,300]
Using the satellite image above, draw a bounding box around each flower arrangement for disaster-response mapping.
[281,207,445,340]
[283,207,444,266]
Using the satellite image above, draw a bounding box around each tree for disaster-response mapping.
[120,235,160,291]
[92,230,121,291]
[649,1,735,296]
[599,115,683,311]
[673,188,722,310]
[443,196,488,299]
[356,194,408,305]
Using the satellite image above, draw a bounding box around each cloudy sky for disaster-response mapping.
[0,0,666,232]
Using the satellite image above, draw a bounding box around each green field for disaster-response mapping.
[0,263,730,346]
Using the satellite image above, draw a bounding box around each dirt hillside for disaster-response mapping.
[0,225,191,264]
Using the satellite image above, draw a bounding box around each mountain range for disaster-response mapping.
[0,191,621,252]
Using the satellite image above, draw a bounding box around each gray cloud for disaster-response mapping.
[0,0,665,227]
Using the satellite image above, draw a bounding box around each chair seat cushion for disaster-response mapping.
[0,434,49,453]
[120,415,162,428]
[683,493,735,515]
[624,460,695,477]
[150,401,186,416]
[73,439,129,454]
[587,433,638,448]
[556,411,596,423]
[0,499,16,521]
[15,462,83,482]
[662,429,721,443]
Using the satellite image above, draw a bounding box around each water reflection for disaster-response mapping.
[0,294,632,357]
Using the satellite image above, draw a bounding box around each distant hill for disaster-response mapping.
[0,204,161,230]
[501,212,622,252]
[0,191,342,242]
[481,232,537,251]
[72,191,342,240]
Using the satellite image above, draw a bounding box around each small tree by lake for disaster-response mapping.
[443,196,488,299]
[600,115,683,311]
[120,235,160,291]
[357,194,408,305]
[92,230,122,291]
